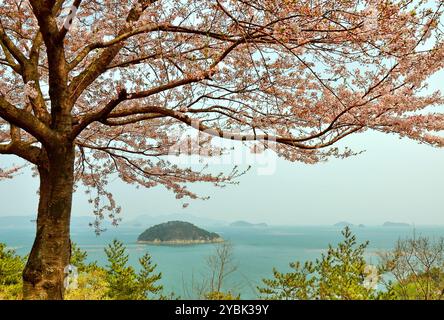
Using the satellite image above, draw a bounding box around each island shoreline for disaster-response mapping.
[137,237,224,245]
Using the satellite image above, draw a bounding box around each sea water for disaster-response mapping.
[2,225,444,299]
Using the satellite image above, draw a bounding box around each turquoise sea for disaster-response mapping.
[1,225,444,299]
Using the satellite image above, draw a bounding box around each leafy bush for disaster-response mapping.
[0,243,25,299]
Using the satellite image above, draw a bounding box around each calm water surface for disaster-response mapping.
[2,225,443,298]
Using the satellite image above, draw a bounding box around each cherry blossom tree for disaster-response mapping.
[1,0,444,299]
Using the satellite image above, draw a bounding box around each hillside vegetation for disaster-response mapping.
[137,221,223,244]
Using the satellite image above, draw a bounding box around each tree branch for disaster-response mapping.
[0,140,42,165]
[70,89,128,139]
[0,96,57,146]
[104,105,362,150]
[68,0,157,103]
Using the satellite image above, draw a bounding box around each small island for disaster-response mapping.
[137,221,223,245]
[229,220,268,227]
[383,221,411,227]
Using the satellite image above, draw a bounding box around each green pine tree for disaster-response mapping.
[259,227,381,300]
[104,239,163,300]
[104,239,138,299]
[136,252,163,299]
[316,227,374,299]
[70,242,88,272]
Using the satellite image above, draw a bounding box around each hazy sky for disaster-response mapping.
[1,77,443,226]
[1,129,443,226]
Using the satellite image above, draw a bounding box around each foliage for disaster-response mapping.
[260,262,317,300]
[104,239,138,299]
[0,243,25,299]
[204,291,240,300]
[138,221,221,243]
[65,267,109,300]
[70,242,89,272]
[259,227,380,300]
[64,243,108,300]
[0,243,24,285]
[104,239,163,300]
[65,240,163,300]
[0,240,164,300]
[136,252,164,299]
[379,235,444,300]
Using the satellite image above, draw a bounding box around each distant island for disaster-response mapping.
[334,222,365,227]
[229,220,268,227]
[137,221,223,244]
[334,221,354,227]
[383,221,411,227]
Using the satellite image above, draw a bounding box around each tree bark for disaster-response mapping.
[22,144,75,300]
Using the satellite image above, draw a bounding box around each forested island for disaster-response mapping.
[137,221,223,244]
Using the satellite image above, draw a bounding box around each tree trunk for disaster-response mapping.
[22,144,75,300]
